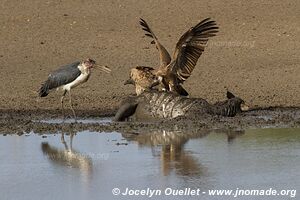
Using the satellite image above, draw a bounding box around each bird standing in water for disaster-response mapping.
[39,58,111,119]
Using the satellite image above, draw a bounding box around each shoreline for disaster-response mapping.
[1,107,300,135]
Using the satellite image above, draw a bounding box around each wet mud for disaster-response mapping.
[1,107,300,135]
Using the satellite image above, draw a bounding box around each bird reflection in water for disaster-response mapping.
[122,129,209,177]
[41,132,93,182]
[122,129,245,177]
[224,129,245,143]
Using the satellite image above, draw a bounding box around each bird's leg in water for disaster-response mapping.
[68,90,77,121]
[61,132,68,149]
[70,133,74,151]
[61,90,67,120]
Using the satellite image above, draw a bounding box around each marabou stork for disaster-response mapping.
[39,58,111,119]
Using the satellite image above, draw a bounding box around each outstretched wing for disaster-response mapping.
[170,18,218,82]
[139,18,171,68]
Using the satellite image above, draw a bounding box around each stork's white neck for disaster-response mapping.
[61,64,91,91]
[78,63,91,75]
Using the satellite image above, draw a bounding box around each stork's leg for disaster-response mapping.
[68,90,77,120]
[61,90,67,120]
[61,132,68,150]
[70,133,74,151]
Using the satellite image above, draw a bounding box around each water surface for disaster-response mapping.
[0,128,299,200]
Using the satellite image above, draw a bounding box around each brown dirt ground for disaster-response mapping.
[0,0,299,117]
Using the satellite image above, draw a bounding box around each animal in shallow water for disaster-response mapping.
[113,91,249,121]
[38,58,111,119]
[124,18,218,96]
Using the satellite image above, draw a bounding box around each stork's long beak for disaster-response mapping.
[94,65,111,73]
[240,103,250,111]
[124,78,135,85]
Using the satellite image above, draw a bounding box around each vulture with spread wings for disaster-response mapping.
[125,18,218,96]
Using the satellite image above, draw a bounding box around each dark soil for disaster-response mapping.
[1,107,299,135]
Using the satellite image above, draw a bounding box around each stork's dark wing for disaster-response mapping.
[139,18,171,68]
[39,61,81,97]
[169,18,218,82]
[46,61,81,89]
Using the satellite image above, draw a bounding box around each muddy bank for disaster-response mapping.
[1,0,300,114]
[1,107,300,135]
